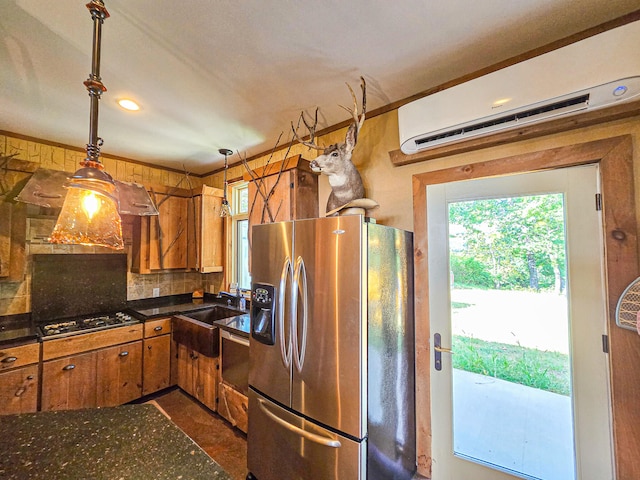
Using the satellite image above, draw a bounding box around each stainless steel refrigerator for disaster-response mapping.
[247,215,416,480]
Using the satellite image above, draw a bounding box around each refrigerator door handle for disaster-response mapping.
[279,256,293,368]
[292,256,308,372]
[257,398,342,448]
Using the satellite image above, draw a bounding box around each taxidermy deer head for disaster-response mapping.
[292,77,367,214]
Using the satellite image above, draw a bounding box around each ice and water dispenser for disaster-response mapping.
[251,283,276,345]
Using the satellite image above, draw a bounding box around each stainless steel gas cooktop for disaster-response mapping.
[38,312,137,339]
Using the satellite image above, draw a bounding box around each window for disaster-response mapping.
[231,182,251,290]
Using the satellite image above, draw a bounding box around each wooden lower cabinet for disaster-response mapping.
[42,338,143,411]
[175,342,218,412]
[41,324,144,411]
[218,382,248,433]
[143,318,172,396]
[143,334,171,396]
[96,341,143,407]
[0,342,39,415]
[0,364,38,415]
[42,350,98,411]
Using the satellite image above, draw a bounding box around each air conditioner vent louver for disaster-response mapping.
[398,22,640,156]
[415,94,590,147]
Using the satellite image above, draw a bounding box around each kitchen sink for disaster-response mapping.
[172,306,242,358]
[182,306,241,325]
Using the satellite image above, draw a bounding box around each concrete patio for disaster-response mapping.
[453,369,574,480]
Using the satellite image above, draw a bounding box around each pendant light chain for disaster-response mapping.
[84,0,109,168]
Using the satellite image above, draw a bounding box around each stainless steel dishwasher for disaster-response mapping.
[220,330,249,396]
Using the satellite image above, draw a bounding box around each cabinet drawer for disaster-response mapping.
[43,324,143,360]
[144,318,171,338]
[0,343,39,371]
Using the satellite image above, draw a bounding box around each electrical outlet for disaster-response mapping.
[152,287,160,297]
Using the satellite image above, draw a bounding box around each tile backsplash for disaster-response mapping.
[0,239,224,317]
[0,132,225,318]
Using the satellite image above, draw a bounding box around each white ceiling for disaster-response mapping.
[1,1,639,175]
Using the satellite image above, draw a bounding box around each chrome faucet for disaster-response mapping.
[216,291,237,307]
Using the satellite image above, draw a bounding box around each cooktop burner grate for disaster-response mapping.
[39,312,137,339]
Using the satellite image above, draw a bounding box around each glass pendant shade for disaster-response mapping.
[49,169,124,250]
[220,198,233,217]
[49,0,124,250]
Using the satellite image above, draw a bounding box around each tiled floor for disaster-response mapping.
[148,388,248,480]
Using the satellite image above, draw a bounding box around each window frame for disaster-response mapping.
[229,180,251,291]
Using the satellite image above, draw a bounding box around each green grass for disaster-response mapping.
[452,335,571,396]
[451,301,472,309]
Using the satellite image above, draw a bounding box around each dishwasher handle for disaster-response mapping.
[221,329,250,347]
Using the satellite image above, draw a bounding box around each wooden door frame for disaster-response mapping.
[412,135,640,479]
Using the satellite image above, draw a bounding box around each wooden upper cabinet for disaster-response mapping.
[131,185,224,273]
[149,193,190,270]
[192,185,224,273]
[246,155,318,229]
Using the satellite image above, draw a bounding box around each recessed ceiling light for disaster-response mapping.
[117,98,140,111]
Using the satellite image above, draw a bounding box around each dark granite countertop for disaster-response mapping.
[127,293,244,320]
[0,293,250,345]
[131,300,221,319]
[0,327,38,347]
[0,404,232,480]
[0,314,37,347]
[214,313,250,338]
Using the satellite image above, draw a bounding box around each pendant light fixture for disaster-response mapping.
[49,0,124,250]
[219,148,233,217]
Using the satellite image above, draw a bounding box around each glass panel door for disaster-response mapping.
[427,165,614,480]
[449,193,574,479]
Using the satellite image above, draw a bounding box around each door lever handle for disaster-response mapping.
[434,333,453,371]
[434,345,453,354]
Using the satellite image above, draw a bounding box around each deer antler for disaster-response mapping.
[291,108,325,151]
[339,76,367,138]
[292,76,367,151]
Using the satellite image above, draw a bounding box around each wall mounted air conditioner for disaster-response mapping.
[398,21,640,155]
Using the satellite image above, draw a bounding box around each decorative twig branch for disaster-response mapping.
[182,164,198,268]
[149,188,164,270]
[238,131,295,224]
[150,168,196,270]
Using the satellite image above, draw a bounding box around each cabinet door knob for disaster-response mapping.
[1,356,17,364]
[119,351,129,357]
[148,345,152,350]
[154,326,163,332]
[63,364,75,371]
